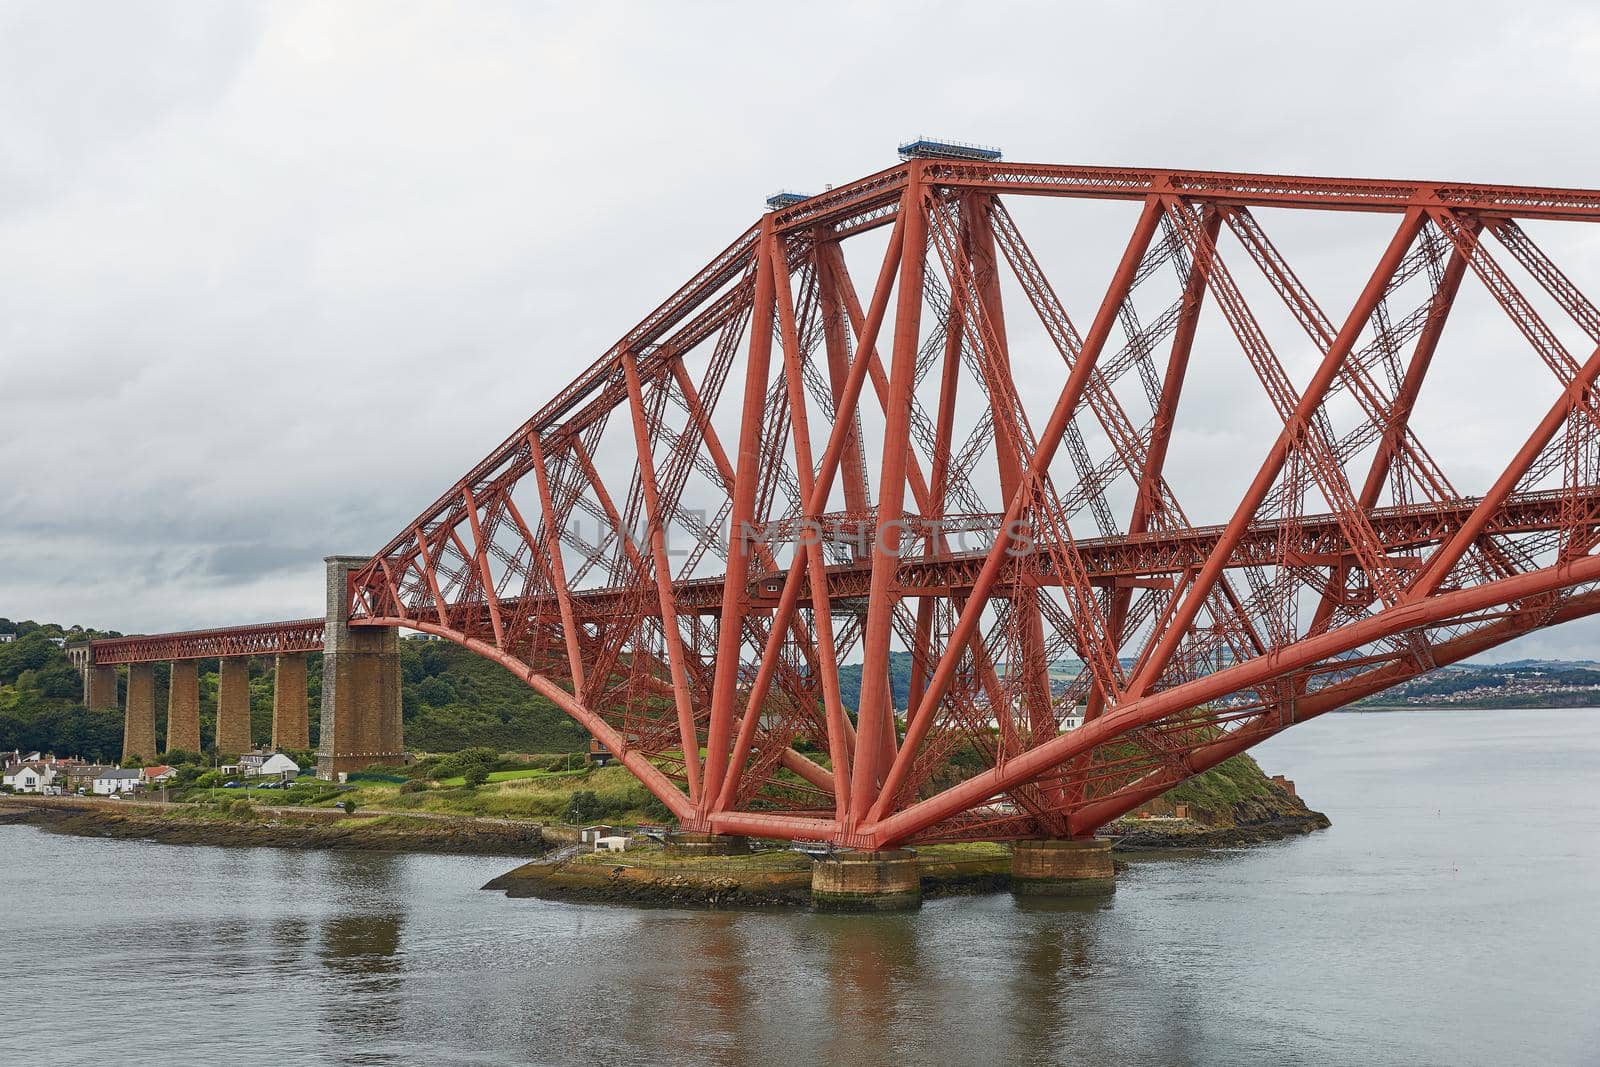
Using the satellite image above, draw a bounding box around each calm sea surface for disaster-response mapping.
[3,708,1598,1066]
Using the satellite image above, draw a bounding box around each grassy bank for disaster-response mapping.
[142,739,1312,851]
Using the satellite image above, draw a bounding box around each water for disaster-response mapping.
[3,709,1598,1066]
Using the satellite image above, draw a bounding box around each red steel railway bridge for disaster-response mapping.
[75,144,1600,896]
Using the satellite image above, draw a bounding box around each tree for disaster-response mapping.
[463,762,490,789]
[564,790,605,824]
[0,634,56,683]
[36,664,81,699]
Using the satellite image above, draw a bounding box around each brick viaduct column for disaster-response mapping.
[272,652,310,751]
[123,663,157,763]
[68,644,119,709]
[166,661,201,754]
[215,657,254,755]
[317,555,403,779]
[86,666,118,709]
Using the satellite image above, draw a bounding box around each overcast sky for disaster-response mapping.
[3,1,1598,660]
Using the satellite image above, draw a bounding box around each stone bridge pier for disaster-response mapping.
[70,556,399,772]
[124,664,157,763]
[273,653,310,750]
[72,645,315,765]
[316,555,404,779]
[215,657,253,754]
[67,645,118,712]
[166,661,201,753]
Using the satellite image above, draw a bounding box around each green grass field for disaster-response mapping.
[432,767,589,788]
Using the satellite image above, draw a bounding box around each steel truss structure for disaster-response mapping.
[87,619,326,665]
[339,158,1600,848]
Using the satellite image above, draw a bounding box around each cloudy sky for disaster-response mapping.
[3,1,1599,659]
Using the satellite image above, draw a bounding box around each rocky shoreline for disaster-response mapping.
[1,799,553,856]
[1109,790,1332,850]
[2,781,1330,910]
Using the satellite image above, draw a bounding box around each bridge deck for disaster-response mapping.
[84,485,1592,664]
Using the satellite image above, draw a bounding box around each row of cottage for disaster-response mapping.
[1,750,299,796]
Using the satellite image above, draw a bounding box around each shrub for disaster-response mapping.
[348,771,407,784]
[224,798,256,820]
[434,746,499,780]
[564,789,605,824]
[398,779,427,795]
[463,763,490,789]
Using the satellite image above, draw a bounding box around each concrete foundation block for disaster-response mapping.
[1011,839,1116,897]
[664,832,751,857]
[811,849,921,912]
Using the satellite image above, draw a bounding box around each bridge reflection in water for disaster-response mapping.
[5,711,1598,1061]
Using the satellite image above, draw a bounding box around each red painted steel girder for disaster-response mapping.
[341,156,1600,847]
[88,619,325,665]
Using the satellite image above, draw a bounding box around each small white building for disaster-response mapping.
[594,835,629,853]
[3,765,56,794]
[142,765,178,785]
[0,633,14,643]
[241,753,300,779]
[93,769,142,795]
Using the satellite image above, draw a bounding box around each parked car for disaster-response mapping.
[106,794,122,801]
[222,781,242,789]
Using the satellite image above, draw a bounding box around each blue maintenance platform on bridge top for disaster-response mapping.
[897,137,1003,162]
[765,191,810,211]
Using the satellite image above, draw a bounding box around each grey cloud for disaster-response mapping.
[2,0,1599,662]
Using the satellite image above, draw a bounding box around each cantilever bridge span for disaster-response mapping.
[88,153,1600,851]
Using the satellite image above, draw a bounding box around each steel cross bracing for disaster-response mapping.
[336,159,1600,848]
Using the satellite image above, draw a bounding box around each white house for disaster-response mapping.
[0,633,14,643]
[142,765,178,785]
[3,765,56,794]
[93,769,142,795]
[241,753,300,779]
